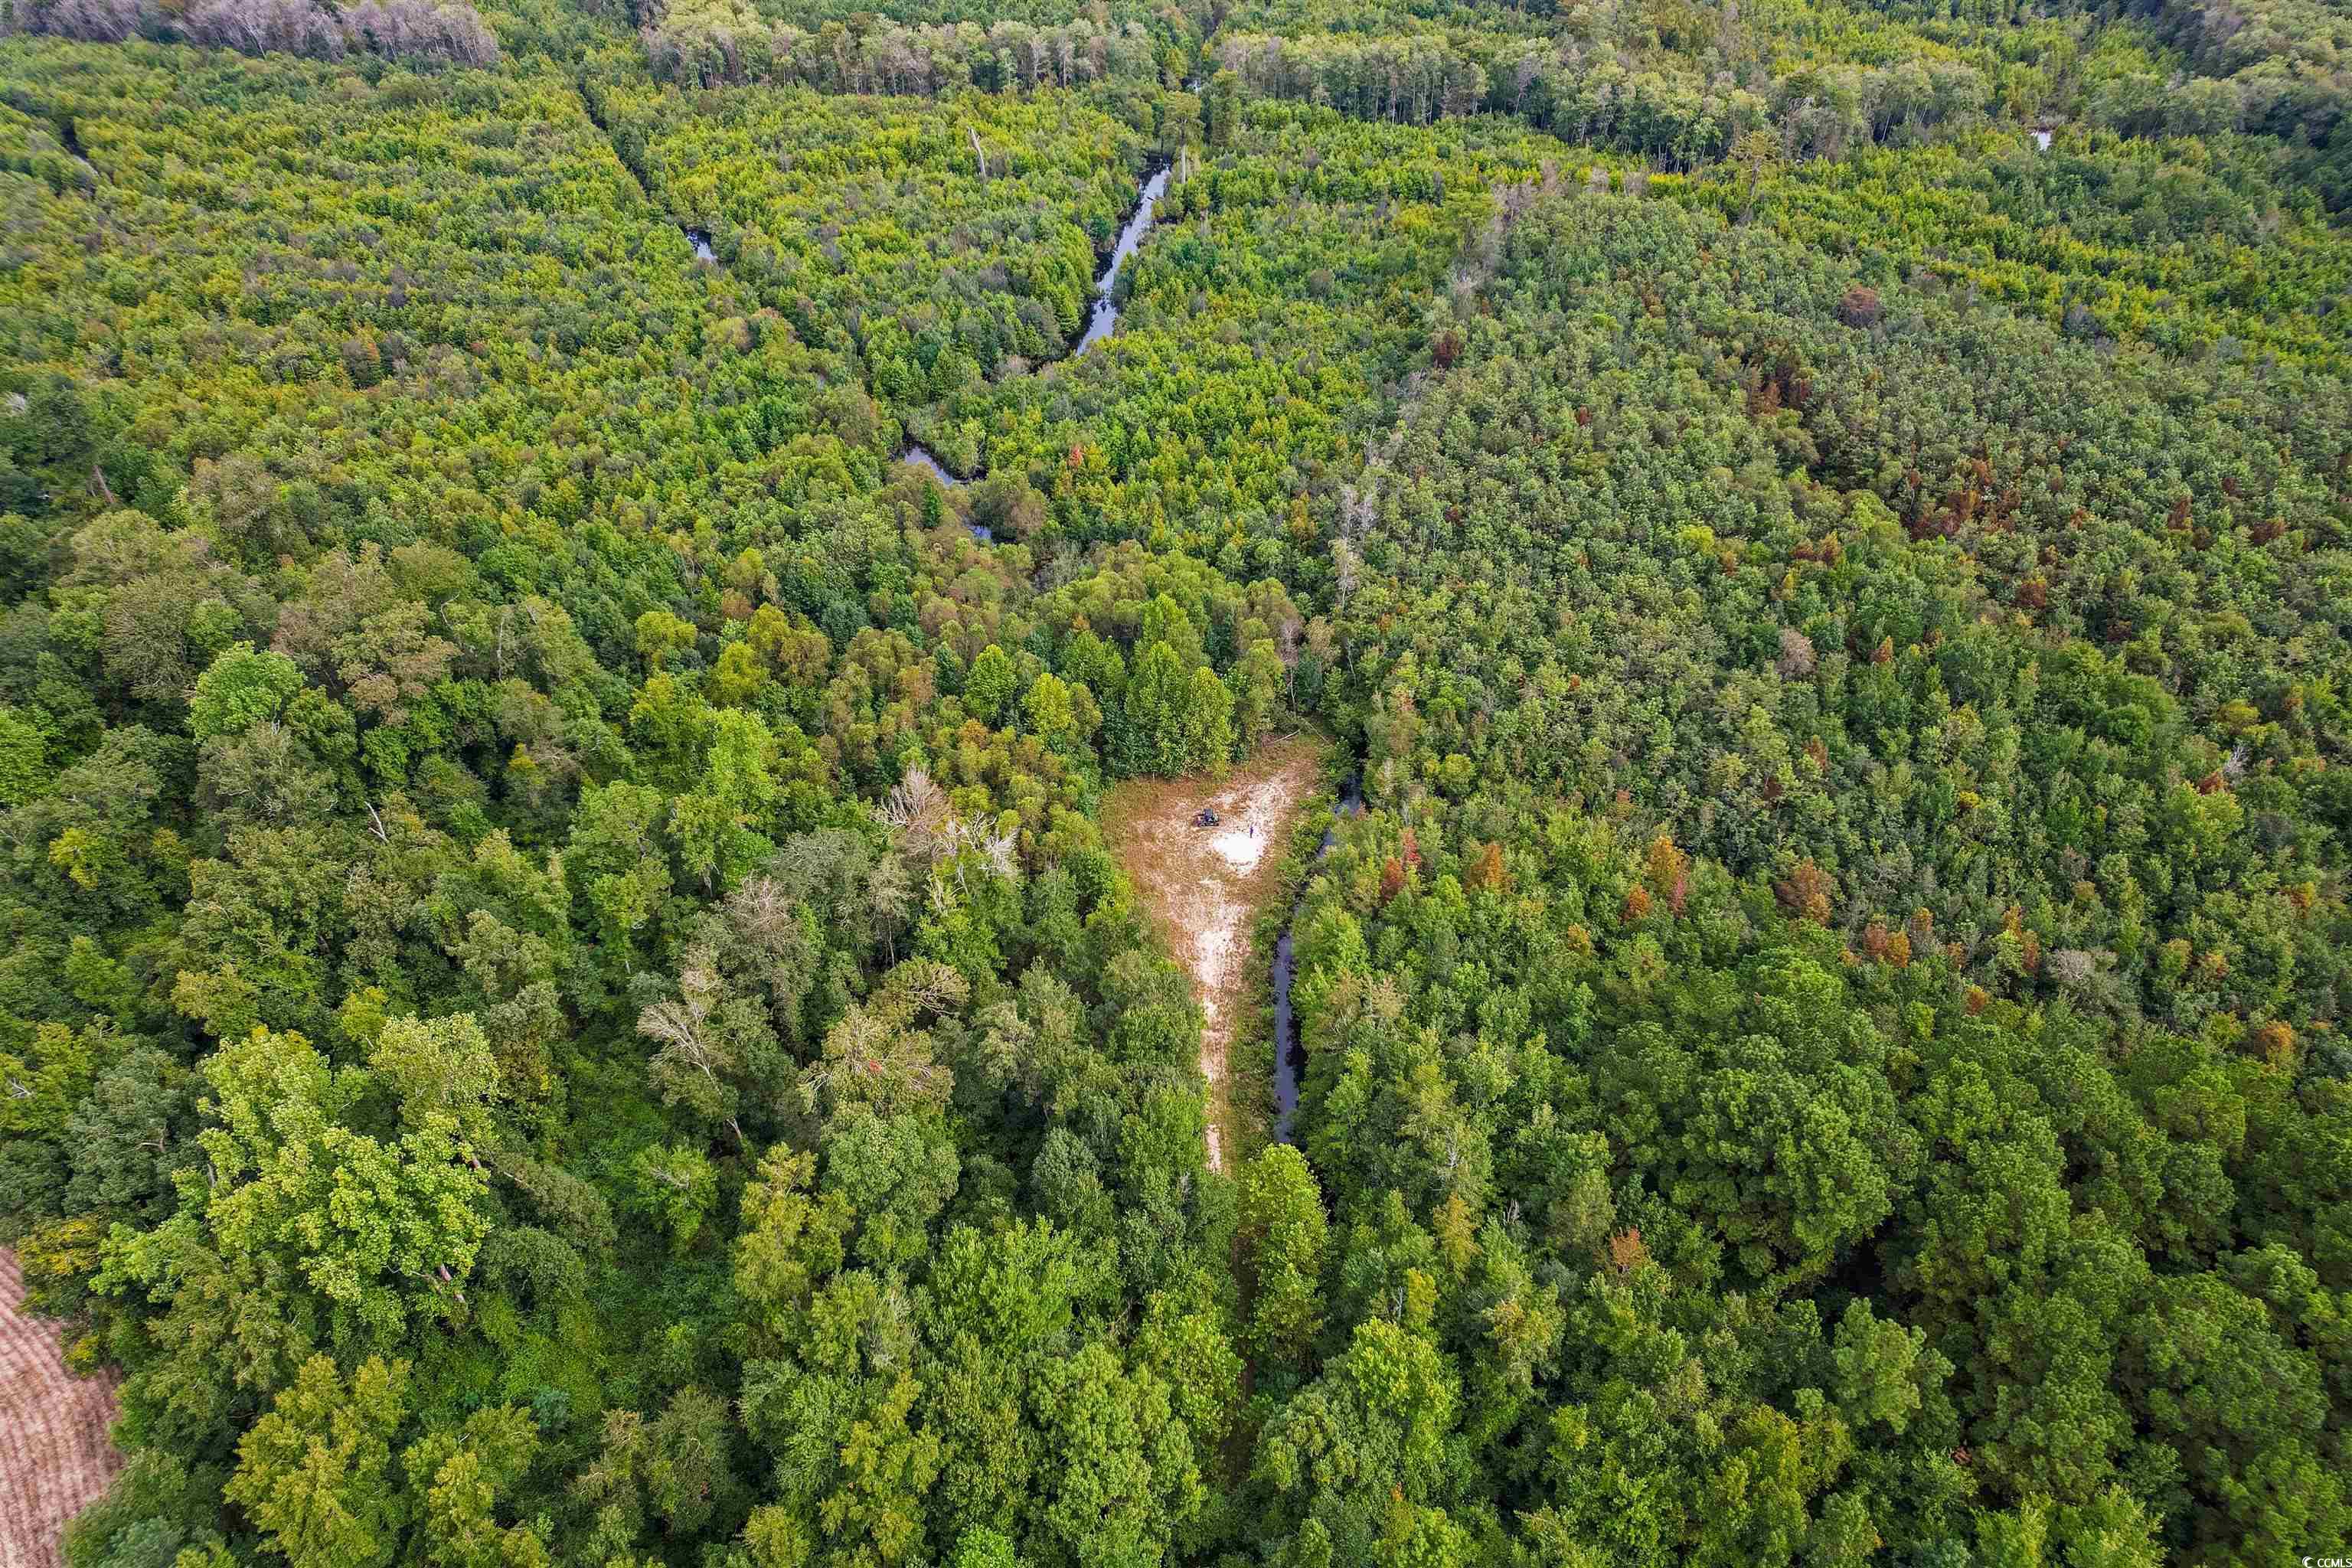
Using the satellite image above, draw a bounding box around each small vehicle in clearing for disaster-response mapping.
[1194,808,1219,827]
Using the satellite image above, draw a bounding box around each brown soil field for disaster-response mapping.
[1102,734,1322,1173]
[0,1250,121,1568]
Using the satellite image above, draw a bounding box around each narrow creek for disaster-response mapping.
[1074,166,1169,354]
[56,115,98,183]
[892,162,1171,492]
[897,443,962,489]
[897,443,993,541]
[1269,777,1363,1144]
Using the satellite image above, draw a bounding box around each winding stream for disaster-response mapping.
[1075,167,1170,354]
[1270,778,1363,1143]
[897,443,962,489]
[895,443,991,539]
[892,163,1170,492]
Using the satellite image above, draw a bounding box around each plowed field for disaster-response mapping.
[0,1250,120,1568]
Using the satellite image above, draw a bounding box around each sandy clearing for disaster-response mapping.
[1103,735,1322,1173]
[0,1250,121,1568]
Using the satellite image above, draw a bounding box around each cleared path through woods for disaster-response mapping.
[1104,736,1321,1173]
[0,1250,120,1568]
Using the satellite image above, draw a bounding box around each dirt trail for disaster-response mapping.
[0,1250,120,1568]
[1104,736,1321,1173]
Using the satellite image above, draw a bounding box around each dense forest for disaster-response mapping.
[0,0,2345,1561]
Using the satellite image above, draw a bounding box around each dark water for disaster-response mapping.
[1272,930,1302,1143]
[895,445,992,539]
[684,227,716,262]
[884,165,1166,533]
[1076,167,1170,356]
[897,443,962,488]
[1271,777,1364,1143]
